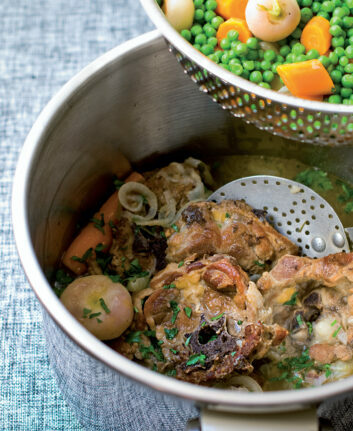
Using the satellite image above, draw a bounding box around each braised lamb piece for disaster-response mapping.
[166,200,298,274]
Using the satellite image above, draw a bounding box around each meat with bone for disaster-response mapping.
[166,200,298,274]
[258,252,353,365]
[139,254,287,384]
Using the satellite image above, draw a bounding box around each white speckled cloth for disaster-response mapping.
[2,0,353,430]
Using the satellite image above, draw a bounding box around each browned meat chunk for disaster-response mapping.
[258,252,353,373]
[166,200,298,274]
[124,254,288,385]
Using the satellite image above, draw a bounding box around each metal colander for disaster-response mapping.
[141,0,353,146]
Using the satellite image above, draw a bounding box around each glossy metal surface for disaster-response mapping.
[12,31,353,414]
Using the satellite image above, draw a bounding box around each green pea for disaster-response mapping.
[271,62,280,73]
[221,52,231,64]
[278,38,288,46]
[208,36,218,47]
[347,29,353,37]
[312,1,321,12]
[229,58,241,66]
[344,63,353,73]
[215,50,224,61]
[342,73,353,87]
[227,30,239,41]
[333,84,341,93]
[263,70,274,82]
[220,38,231,50]
[333,7,349,18]
[228,49,236,59]
[195,33,207,45]
[343,17,353,29]
[334,46,346,57]
[194,0,204,7]
[259,82,271,88]
[208,53,219,63]
[301,7,313,22]
[258,50,264,59]
[201,44,214,55]
[306,49,320,59]
[194,8,205,21]
[254,60,262,69]
[205,0,217,10]
[319,55,331,67]
[204,10,216,21]
[220,64,230,70]
[317,11,330,19]
[246,50,259,60]
[286,53,296,63]
[276,54,285,63]
[291,28,302,39]
[330,25,344,36]
[181,29,192,42]
[204,24,217,37]
[349,35,353,45]
[230,63,243,75]
[260,59,271,69]
[296,54,307,62]
[191,25,203,36]
[235,43,248,56]
[328,94,342,103]
[264,50,277,62]
[330,17,343,26]
[332,36,345,47]
[211,16,224,29]
[339,55,349,66]
[242,69,250,79]
[292,43,306,55]
[193,43,201,51]
[246,37,259,49]
[341,87,353,97]
[321,0,335,12]
[250,70,263,83]
[280,45,291,56]
[302,0,312,6]
[230,40,241,50]
[243,60,255,70]
[330,69,343,82]
[332,0,341,6]
[346,0,353,8]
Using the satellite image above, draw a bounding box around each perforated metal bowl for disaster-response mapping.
[141,0,353,146]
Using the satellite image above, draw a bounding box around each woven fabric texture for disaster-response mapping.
[2,0,353,430]
[0,1,152,429]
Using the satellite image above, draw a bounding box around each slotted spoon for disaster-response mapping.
[208,175,352,258]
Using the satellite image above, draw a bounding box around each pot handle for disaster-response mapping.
[187,407,320,431]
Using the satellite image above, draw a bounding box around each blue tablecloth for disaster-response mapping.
[0,1,152,429]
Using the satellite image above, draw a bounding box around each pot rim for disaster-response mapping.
[12,29,353,410]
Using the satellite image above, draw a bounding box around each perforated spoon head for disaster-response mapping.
[208,175,350,258]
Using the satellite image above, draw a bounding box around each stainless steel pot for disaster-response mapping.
[12,31,353,431]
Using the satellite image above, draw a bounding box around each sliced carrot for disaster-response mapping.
[277,60,334,97]
[300,16,331,55]
[217,18,252,44]
[62,171,144,275]
[216,0,249,20]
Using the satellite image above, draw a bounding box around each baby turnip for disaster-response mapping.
[163,0,195,32]
[245,0,300,42]
[61,275,133,340]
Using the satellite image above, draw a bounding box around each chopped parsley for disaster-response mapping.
[184,307,192,318]
[185,335,191,347]
[296,314,304,327]
[231,351,236,357]
[123,258,149,282]
[82,308,92,318]
[90,213,105,234]
[166,369,176,376]
[125,330,165,362]
[109,274,123,283]
[237,320,243,325]
[164,328,178,340]
[284,291,298,306]
[330,319,337,327]
[170,348,178,354]
[254,260,265,268]
[271,350,314,389]
[307,322,313,335]
[160,230,166,239]
[134,306,139,313]
[99,297,110,314]
[171,224,179,232]
[295,168,333,191]
[95,243,105,252]
[114,178,125,189]
[324,364,332,378]
[332,326,342,338]
[71,247,93,263]
[170,301,180,324]
[208,335,218,342]
[163,283,176,289]
[89,312,102,319]
[186,353,206,366]
[337,180,353,213]
[96,318,102,324]
[211,312,224,321]
[53,269,73,297]
[126,331,142,344]
[225,212,230,218]
[178,261,184,268]
[201,321,206,327]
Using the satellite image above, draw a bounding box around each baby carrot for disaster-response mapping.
[216,0,249,21]
[217,18,252,44]
[300,16,331,55]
